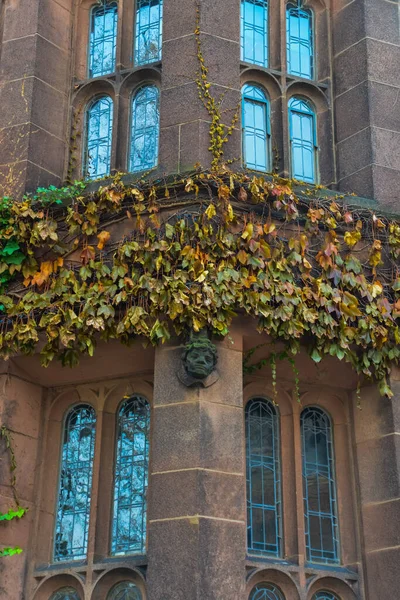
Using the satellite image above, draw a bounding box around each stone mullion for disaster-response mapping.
[292,399,307,585]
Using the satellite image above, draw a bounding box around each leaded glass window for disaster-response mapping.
[301,407,340,565]
[241,0,268,67]
[134,0,163,65]
[84,96,113,179]
[249,583,286,600]
[107,582,142,600]
[246,398,281,557]
[129,85,159,172]
[312,593,339,600]
[288,97,317,183]
[286,4,314,79]
[242,84,271,172]
[111,395,150,555]
[89,2,118,78]
[50,589,80,600]
[54,405,96,562]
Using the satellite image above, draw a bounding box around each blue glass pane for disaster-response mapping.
[107,582,142,600]
[286,5,313,79]
[54,405,96,562]
[84,96,113,179]
[242,85,270,172]
[289,97,316,183]
[301,407,340,565]
[135,0,163,65]
[89,2,118,77]
[249,583,285,600]
[50,589,80,600]
[241,0,268,67]
[312,593,339,600]
[130,85,159,172]
[112,395,150,555]
[246,398,281,557]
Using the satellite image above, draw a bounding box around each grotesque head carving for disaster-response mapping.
[182,331,218,380]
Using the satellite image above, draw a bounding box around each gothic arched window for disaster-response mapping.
[241,0,268,67]
[111,395,150,555]
[286,3,314,79]
[249,583,286,600]
[288,96,317,183]
[50,589,80,600]
[107,582,142,600]
[129,85,159,172]
[312,593,340,600]
[84,96,114,179]
[242,84,271,172]
[134,0,163,65]
[88,1,118,78]
[54,405,96,562]
[301,407,339,564]
[245,398,281,557]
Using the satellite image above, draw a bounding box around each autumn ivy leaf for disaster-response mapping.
[97,230,111,250]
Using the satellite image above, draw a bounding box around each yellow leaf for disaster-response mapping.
[97,230,111,250]
[205,204,216,220]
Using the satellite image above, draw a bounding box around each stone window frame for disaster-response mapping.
[67,0,161,180]
[28,381,153,600]
[243,382,360,600]
[241,83,273,173]
[240,0,335,185]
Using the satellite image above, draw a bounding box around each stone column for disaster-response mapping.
[146,331,246,600]
[332,0,400,209]
[158,0,241,174]
[0,0,73,195]
[0,365,43,600]
[351,368,400,599]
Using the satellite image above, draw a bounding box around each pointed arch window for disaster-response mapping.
[288,97,317,183]
[107,582,142,600]
[245,398,281,557]
[50,589,80,600]
[241,0,268,67]
[84,96,113,179]
[301,407,339,565]
[286,3,314,79]
[312,593,340,600]
[249,583,286,600]
[135,0,163,65]
[111,395,150,555]
[88,1,118,78]
[129,85,159,172]
[54,405,96,562]
[242,84,271,172]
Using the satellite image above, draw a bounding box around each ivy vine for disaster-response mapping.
[0,426,27,558]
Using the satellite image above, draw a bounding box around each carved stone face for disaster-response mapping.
[184,346,216,380]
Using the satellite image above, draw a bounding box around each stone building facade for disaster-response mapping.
[0,0,400,599]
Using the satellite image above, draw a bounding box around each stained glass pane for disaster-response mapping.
[286,5,313,79]
[249,583,286,600]
[246,398,281,557]
[242,85,270,172]
[241,0,268,67]
[84,96,113,179]
[312,593,339,600]
[289,97,316,183]
[50,588,80,600]
[54,405,96,562]
[129,85,159,172]
[112,395,150,555]
[135,0,163,65]
[107,582,142,600]
[301,407,340,565]
[89,2,118,77]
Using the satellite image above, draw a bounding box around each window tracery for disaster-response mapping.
[134,0,163,66]
[107,581,142,600]
[241,0,268,67]
[129,85,160,173]
[286,3,314,79]
[288,96,317,183]
[242,85,271,173]
[89,1,118,78]
[49,588,80,600]
[83,96,114,180]
[249,582,286,600]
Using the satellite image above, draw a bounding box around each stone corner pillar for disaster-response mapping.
[351,369,400,599]
[146,331,246,599]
